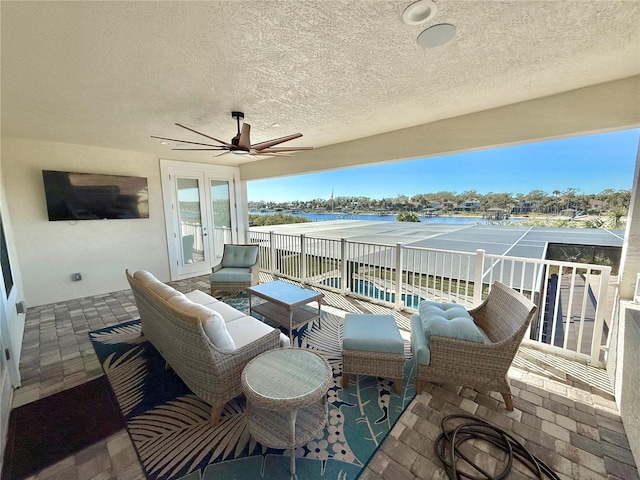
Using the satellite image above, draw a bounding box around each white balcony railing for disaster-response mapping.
[180,221,233,263]
[248,229,616,367]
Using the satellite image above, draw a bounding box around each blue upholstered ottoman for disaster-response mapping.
[342,314,405,394]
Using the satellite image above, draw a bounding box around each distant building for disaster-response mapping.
[456,198,481,211]
[590,199,607,211]
[511,201,535,214]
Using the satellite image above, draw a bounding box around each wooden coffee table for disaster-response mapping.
[246,280,323,346]
[241,348,332,480]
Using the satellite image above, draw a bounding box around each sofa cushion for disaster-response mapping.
[221,245,258,268]
[415,300,488,365]
[210,267,254,284]
[225,316,290,349]
[207,301,246,323]
[184,289,219,309]
[134,270,184,300]
[148,282,184,301]
[134,270,160,286]
[167,295,236,351]
[202,311,236,352]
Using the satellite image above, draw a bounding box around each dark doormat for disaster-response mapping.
[2,375,125,480]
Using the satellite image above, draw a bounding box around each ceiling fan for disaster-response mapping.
[151,111,312,157]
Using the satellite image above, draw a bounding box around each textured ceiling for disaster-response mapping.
[1,1,639,167]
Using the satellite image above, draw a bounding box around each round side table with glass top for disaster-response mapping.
[241,348,332,480]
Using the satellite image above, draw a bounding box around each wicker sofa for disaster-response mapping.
[126,269,289,425]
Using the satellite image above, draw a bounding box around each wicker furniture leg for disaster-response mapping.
[210,403,225,426]
[289,409,298,477]
[501,392,514,411]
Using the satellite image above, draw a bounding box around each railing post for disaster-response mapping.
[473,249,485,306]
[395,242,403,309]
[269,231,276,275]
[300,234,307,283]
[590,266,611,366]
[341,238,347,295]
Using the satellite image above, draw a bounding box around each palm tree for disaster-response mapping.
[552,190,562,213]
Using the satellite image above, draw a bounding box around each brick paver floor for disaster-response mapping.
[11,274,639,479]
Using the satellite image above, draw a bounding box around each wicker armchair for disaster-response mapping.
[210,243,260,296]
[411,281,537,410]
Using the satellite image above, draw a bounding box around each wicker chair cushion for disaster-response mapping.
[210,267,254,284]
[167,295,236,351]
[343,314,404,354]
[221,245,258,268]
[411,314,431,365]
[415,301,489,365]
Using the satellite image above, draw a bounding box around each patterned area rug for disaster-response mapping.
[89,293,415,480]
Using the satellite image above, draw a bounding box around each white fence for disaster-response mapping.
[248,230,615,367]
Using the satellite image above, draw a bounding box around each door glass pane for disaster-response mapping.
[0,213,14,298]
[177,178,205,265]
[210,180,232,260]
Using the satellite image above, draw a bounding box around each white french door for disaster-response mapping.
[161,160,240,280]
[0,207,22,465]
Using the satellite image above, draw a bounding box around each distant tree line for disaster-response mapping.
[249,188,631,216]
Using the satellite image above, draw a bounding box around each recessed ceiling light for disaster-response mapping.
[271,123,280,128]
[159,141,173,146]
[402,0,438,25]
[417,23,456,48]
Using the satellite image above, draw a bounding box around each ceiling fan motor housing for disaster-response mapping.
[231,111,245,146]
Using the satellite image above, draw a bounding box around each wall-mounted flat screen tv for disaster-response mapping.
[42,170,149,221]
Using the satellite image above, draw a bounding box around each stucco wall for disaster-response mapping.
[611,302,640,468]
[1,138,170,306]
[619,144,640,300]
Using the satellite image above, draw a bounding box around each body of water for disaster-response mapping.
[251,211,519,224]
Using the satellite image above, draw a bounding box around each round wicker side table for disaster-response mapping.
[241,348,332,480]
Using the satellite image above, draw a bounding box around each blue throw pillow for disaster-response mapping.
[417,300,488,364]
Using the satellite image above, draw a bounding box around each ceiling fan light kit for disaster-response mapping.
[151,111,312,158]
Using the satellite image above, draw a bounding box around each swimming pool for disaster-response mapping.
[321,278,424,308]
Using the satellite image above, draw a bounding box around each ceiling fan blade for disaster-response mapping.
[257,153,295,157]
[150,135,221,148]
[257,146,313,154]
[172,148,227,151]
[175,123,234,147]
[252,133,303,151]
[237,123,251,150]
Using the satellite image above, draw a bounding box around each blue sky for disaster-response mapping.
[247,129,640,202]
